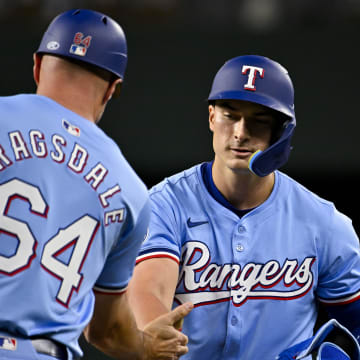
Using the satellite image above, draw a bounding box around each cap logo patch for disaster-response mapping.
[46,41,60,50]
[69,32,92,57]
[0,336,17,351]
[242,65,264,91]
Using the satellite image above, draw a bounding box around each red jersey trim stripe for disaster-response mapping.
[93,286,127,295]
[318,290,360,305]
[136,252,179,265]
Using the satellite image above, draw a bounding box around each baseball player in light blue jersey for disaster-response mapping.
[128,55,360,359]
[0,9,192,360]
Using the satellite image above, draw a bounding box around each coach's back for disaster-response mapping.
[0,93,149,358]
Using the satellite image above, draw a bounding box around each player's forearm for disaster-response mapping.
[130,291,171,330]
[128,259,178,329]
[87,334,145,360]
[85,310,147,360]
[85,298,192,360]
[86,292,151,360]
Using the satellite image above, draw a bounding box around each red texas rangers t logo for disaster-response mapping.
[242,65,264,91]
[175,241,316,307]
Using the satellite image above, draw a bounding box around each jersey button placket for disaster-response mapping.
[233,224,247,256]
[226,223,246,358]
[236,243,244,252]
[223,308,242,357]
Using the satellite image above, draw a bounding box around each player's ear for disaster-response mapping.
[103,78,122,104]
[209,104,215,132]
[112,81,122,99]
[33,53,42,86]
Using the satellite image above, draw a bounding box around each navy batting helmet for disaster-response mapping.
[36,9,127,79]
[277,319,360,360]
[208,55,296,177]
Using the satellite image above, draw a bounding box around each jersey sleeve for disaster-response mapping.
[136,188,182,265]
[94,199,151,294]
[316,207,360,305]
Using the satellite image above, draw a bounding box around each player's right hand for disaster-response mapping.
[142,302,193,360]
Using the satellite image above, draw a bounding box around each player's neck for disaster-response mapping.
[35,65,108,124]
[36,86,103,124]
[211,160,275,210]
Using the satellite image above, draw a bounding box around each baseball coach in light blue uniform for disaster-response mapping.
[0,8,191,360]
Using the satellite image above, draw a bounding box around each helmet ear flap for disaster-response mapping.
[248,121,295,177]
[270,115,292,146]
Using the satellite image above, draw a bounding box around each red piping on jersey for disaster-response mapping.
[319,293,360,306]
[136,254,180,265]
[93,288,127,296]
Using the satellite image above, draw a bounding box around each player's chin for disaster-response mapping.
[226,159,251,173]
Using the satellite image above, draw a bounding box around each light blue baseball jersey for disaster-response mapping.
[137,163,360,360]
[0,94,149,359]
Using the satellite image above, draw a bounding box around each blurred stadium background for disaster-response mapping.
[1,1,359,358]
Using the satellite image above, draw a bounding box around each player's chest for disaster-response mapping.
[177,214,318,306]
[181,212,317,262]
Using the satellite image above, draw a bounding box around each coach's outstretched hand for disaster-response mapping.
[143,302,193,360]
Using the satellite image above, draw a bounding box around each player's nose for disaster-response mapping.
[233,118,249,140]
